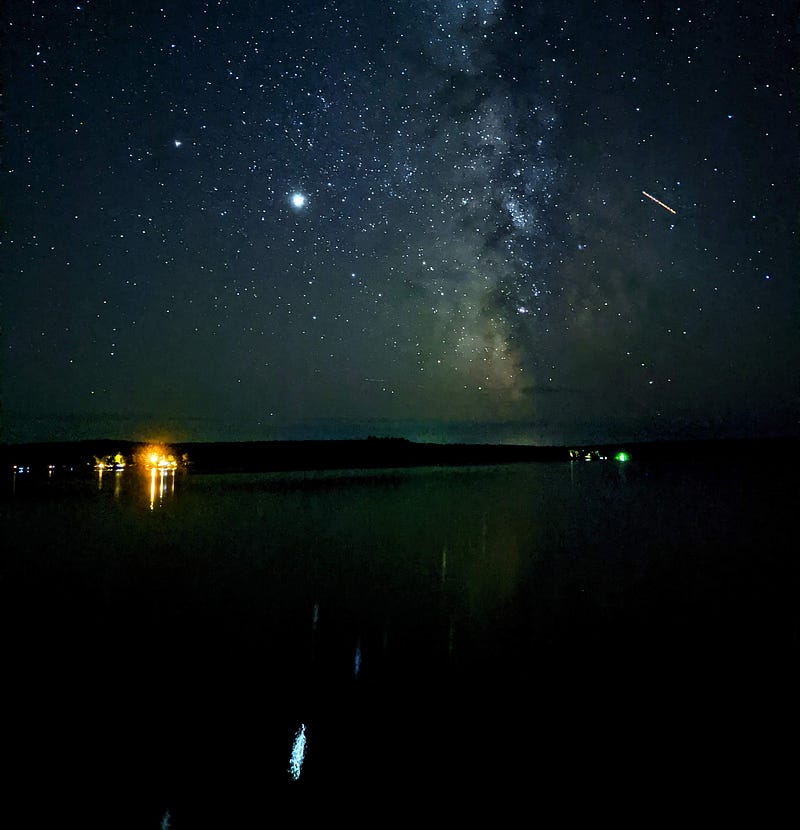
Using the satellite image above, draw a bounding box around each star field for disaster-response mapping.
[2,0,797,444]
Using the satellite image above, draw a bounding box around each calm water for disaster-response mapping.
[3,459,796,825]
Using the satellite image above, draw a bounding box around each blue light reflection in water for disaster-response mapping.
[289,724,307,781]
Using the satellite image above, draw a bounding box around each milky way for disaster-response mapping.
[2,0,797,443]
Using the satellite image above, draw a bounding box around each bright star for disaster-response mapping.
[290,192,307,209]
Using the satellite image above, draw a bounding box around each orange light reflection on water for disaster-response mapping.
[148,465,176,510]
[137,444,179,510]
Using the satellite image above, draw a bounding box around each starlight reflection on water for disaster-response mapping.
[289,723,307,781]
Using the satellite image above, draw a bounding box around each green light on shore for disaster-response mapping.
[615,452,629,462]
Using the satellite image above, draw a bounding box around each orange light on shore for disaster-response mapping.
[136,444,180,509]
[137,444,179,470]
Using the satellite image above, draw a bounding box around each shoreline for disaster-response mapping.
[2,435,796,476]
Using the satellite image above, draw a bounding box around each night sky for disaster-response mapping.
[2,0,798,445]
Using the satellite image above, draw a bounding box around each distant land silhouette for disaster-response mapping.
[3,435,797,476]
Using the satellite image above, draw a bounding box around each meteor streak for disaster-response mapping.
[642,190,676,215]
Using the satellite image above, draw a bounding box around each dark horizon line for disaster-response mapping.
[4,434,798,475]
[3,433,798,450]
[2,433,798,447]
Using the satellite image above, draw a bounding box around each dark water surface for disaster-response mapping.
[3,459,796,825]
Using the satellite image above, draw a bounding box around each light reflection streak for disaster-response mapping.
[309,602,320,663]
[136,445,180,510]
[148,467,175,510]
[289,724,307,780]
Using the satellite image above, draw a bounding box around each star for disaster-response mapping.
[2,0,796,446]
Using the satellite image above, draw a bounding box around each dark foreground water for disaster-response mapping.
[3,458,796,826]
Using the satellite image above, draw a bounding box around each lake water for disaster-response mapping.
[3,458,796,825]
